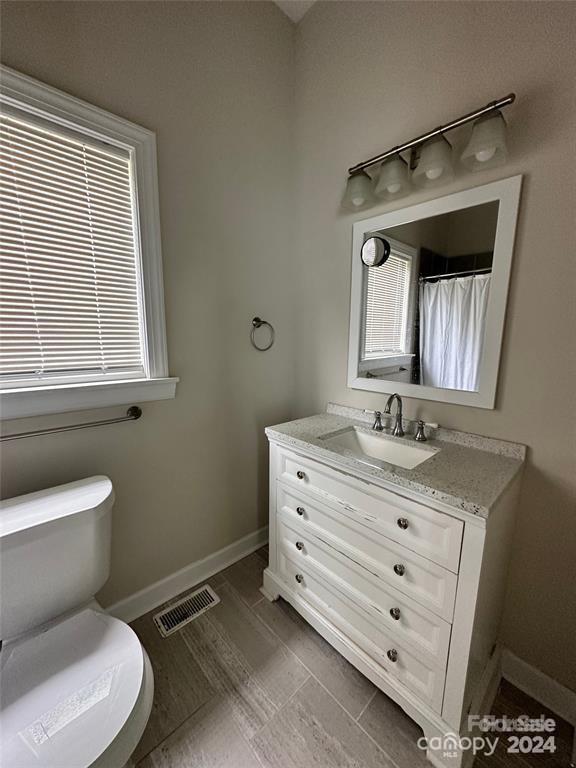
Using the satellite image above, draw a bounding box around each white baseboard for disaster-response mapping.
[106,526,268,623]
[501,648,576,726]
[472,645,503,717]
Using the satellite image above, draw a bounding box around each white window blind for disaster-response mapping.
[0,111,146,387]
[362,252,411,359]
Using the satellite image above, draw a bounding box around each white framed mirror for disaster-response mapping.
[347,176,522,408]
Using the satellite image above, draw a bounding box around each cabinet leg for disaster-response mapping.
[261,568,280,602]
[421,725,467,768]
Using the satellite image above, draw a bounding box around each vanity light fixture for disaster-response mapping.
[461,110,508,170]
[342,169,375,210]
[374,156,410,200]
[412,136,454,188]
[344,93,515,209]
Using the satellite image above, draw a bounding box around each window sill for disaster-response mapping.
[0,377,178,420]
[359,354,414,371]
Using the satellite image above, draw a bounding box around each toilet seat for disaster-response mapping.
[1,608,145,768]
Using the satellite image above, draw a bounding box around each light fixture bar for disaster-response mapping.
[347,93,515,176]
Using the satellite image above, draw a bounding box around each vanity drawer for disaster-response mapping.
[277,447,463,573]
[278,515,451,665]
[278,485,457,621]
[278,548,446,711]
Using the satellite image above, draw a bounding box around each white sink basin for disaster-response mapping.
[320,427,437,470]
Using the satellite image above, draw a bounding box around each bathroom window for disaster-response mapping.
[0,66,176,419]
[361,250,413,359]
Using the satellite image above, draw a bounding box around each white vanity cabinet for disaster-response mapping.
[262,439,522,768]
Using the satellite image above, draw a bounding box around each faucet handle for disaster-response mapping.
[364,409,384,431]
[414,421,439,441]
[414,420,427,442]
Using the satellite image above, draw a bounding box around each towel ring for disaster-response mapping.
[251,317,275,351]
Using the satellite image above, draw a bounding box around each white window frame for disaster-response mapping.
[0,65,177,419]
[359,237,417,368]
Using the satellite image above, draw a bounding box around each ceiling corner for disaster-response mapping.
[273,1,316,24]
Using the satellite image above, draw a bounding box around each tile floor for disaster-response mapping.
[131,548,573,767]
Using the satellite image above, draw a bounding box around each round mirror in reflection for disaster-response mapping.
[361,236,391,267]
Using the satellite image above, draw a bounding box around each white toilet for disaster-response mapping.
[0,476,154,768]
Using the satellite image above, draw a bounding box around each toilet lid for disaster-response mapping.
[0,608,144,768]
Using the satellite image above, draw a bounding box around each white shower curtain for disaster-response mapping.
[419,274,491,391]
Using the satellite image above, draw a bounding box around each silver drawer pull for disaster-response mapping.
[387,649,398,663]
[397,517,409,530]
[393,563,406,576]
[296,506,305,516]
[295,573,304,584]
[390,607,401,621]
[295,541,304,551]
[296,470,306,480]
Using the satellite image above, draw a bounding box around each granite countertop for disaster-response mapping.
[265,404,526,519]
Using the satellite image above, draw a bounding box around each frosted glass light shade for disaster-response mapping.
[374,156,410,200]
[342,170,374,210]
[412,136,454,188]
[461,111,508,171]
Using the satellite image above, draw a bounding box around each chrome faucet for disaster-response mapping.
[384,394,404,437]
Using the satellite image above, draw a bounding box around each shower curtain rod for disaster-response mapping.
[419,267,492,282]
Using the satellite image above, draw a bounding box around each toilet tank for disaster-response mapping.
[0,476,114,641]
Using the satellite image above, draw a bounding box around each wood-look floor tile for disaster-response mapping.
[474,752,514,768]
[472,722,572,768]
[493,680,574,747]
[138,695,264,768]
[474,739,570,768]
[482,684,573,767]
[219,551,267,607]
[255,597,376,718]
[256,545,269,564]
[464,679,573,768]
[358,690,429,768]
[181,584,309,737]
[181,612,279,738]
[131,614,216,762]
[131,553,573,768]
[251,677,395,768]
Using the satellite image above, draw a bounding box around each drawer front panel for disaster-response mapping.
[278,447,463,573]
[278,549,445,711]
[278,485,457,621]
[278,515,451,665]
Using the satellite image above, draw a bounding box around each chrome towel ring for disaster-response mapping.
[251,317,275,351]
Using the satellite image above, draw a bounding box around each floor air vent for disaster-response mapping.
[153,585,220,637]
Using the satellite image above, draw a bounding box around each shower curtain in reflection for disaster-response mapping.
[419,274,491,391]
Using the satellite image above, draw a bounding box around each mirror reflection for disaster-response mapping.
[360,202,498,392]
